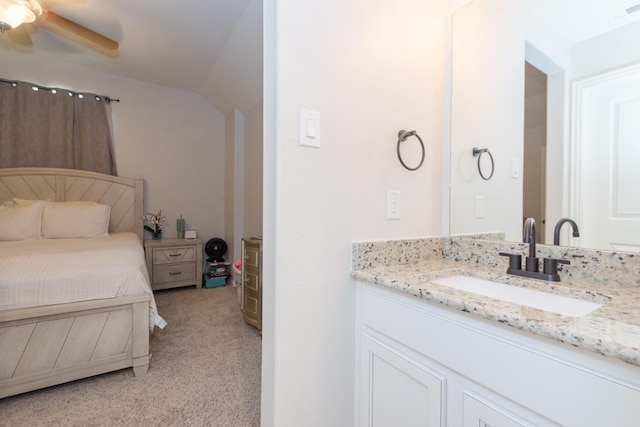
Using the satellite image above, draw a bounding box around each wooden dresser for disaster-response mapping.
[241,237,262,330]
[144,238,203,290]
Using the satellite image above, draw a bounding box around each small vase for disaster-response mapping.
[152,232,162,240]
[177,218,185,239]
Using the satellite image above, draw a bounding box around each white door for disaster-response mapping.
[573,64,640,252]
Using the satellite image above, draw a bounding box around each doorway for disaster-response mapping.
[523,61,547,243]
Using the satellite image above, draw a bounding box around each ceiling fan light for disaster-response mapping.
[0,1,36,32]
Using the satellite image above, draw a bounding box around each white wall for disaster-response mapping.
[224,103,263,266]
[225,109,245,264]
[262,0,444,425]
[243,101,263,240]
[449,0,526,241]
[451,0,524,241]
[0,52,226,246]
[572,21,640,81]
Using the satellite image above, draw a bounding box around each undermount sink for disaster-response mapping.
[431,275,602,317]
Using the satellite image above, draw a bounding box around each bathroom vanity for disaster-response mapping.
[352,237,640,426]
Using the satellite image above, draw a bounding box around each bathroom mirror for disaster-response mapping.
[450,0,640,252]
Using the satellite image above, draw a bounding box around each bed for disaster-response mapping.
[0,167,164,399]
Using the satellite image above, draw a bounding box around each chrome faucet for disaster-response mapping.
[523,217,538,272]
[553,218,580,245]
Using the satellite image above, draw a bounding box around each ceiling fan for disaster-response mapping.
[0,0,118,51]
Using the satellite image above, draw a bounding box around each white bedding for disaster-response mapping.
[0,232,166,330]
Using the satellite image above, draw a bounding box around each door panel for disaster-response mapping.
[574,64,640,252]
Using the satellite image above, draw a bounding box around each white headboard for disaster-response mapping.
[0,167,144,240]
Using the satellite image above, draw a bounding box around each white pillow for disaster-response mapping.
[0,202,45,241]
[42,202,111,238]
[13,198,94,207]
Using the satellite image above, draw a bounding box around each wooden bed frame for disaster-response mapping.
[0,167,151,399]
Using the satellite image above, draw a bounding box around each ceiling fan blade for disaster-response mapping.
[40,0,86,7]
[39,10,118,50]
[7,26,33,46]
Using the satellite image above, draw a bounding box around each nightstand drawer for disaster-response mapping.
[153,246,196,264]
[153,263,197,284]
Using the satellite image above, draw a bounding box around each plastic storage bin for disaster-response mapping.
[203,275,226,288]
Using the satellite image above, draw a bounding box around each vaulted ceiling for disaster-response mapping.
[2,1,636,115]
[0,0,263,114]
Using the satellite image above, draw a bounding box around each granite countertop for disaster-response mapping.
[352,258,640,368]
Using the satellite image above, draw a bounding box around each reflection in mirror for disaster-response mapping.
[450,0,640,252]
[524,62,547,243]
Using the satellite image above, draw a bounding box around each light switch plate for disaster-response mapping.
[299,108,320,148]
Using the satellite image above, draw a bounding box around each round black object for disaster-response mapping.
[205,238,227,261]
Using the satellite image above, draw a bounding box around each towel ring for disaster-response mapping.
[397,130,425,171]
[472,147,494,180]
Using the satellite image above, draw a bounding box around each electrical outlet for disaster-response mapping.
[387,190,400,220]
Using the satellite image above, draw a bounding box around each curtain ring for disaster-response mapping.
[472,147,494,180]
[397,130,425,171]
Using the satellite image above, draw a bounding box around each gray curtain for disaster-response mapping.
[0,80,116,175]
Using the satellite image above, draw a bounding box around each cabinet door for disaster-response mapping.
[463,392,527,427]
[359,337,443,427]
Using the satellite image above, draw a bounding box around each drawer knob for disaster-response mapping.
[169,271,182,276]
[169,253,181,257]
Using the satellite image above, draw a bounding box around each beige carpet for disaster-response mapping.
[0,285,262,427]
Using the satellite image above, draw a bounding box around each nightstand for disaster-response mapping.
[144,238,203,291]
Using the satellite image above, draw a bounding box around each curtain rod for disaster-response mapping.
[0,77,120,103]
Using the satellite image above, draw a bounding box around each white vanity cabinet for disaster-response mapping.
[355,281,640,427]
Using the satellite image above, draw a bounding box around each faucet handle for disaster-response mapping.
[543,258,570,277]
[499,252,522,270]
